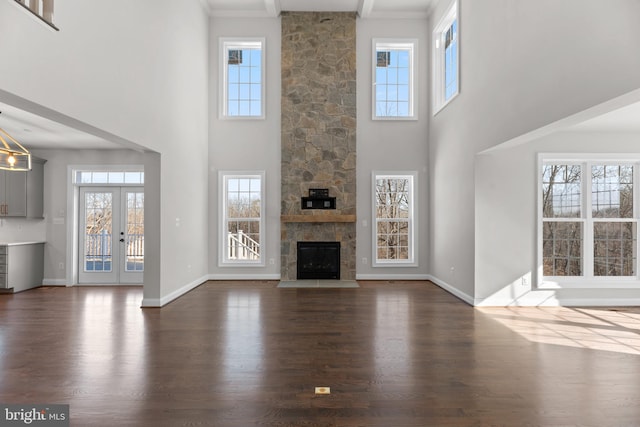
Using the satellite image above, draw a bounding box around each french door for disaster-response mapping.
[78,187,144,284]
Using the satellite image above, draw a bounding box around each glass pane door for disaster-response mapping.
[78,187,144,284]
[79,188,118,283]
[120,188,144,283]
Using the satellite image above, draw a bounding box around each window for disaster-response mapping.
[75,170,144,185]
[433,0,459,114]
[373,172,417,266]
[220,172,265,266]
[220,38,265,119]
[539,156,639,286]
[372,39,417,120]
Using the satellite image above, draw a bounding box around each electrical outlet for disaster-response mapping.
[269,258,275,265]
[58,262,64,270]
[315,387,330,395]
[362,257,367,265]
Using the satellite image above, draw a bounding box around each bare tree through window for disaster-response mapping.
[375,176,411,262]
[541,162,637,278]
[542,164,582,276]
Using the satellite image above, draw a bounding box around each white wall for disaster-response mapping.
[208,18,282,279]
[429,0,640,302]
[356,18,430,279]
[0,0,210,305]
[476,131,640,306]
[30,149,148,284]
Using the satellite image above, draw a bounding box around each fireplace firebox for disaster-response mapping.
[297,241,340,280]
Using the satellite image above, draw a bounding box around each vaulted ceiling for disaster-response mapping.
[2,0,639,152]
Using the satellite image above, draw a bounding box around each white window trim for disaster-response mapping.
[537,153,640,289]
[218,171,266,267]
[372,171,418,267]
[432,0,459,115]
[73,168,145,186]
[372,39,418,121]
[219,37,266,120]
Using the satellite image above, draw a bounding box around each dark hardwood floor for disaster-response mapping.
[1,281,639,426]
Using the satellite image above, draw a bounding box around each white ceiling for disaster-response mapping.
[205,0,437,18]
[0,102,122,150]
[569,101,640,133]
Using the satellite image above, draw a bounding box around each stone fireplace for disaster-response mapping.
[280,12,357,281]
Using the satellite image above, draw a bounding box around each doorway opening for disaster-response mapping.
[72,168,144,285]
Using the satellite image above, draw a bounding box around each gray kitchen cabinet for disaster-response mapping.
[0,242,45,293]
[0,157,45,218]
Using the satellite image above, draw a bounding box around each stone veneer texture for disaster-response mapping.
[281,12,357,280]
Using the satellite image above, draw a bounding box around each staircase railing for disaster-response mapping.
[228,230,260,260]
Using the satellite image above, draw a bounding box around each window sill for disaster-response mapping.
[432,91,459,116]
[220,115,266,121]
[538,279,640,289]
[372,261,418,268]
[219,261,265,268]
[372,116,418,121]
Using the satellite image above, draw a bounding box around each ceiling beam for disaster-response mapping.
[264,0,281,17]
[357,0,374,18]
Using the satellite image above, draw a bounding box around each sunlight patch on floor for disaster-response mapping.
[479,306,640,355]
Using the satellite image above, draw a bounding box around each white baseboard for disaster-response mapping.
[355,274,430,280]
[42,279,67,286]
[141,274,209,308]
[207,274,281,281]
[426,275,475,306]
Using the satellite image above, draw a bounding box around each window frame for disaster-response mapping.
[219,171,266,267]
[372,39,418,121]
[432,0,459,115]
[537,154,640,289]
[372,171,418,267]
[219,37,266,120]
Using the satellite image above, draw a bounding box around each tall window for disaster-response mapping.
[220,38,265,119]
[220,172,265,266]
[540,157,638,284]
[433,0,459,113]
[372,39,417,120]
[373,172,417,266]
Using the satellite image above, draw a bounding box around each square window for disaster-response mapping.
[540,157,640,285]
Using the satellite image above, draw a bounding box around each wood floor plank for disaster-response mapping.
[0,281,639,426]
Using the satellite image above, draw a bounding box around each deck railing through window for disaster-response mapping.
[228,231,260,260]
[85,233,145,271]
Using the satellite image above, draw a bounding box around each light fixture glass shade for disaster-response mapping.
[0,128,31,171]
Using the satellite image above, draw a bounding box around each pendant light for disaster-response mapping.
[0,112,32,171]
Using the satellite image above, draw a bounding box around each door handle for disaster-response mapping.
[119,238,125,243]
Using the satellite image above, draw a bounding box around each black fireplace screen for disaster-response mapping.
[297,241,340,280]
